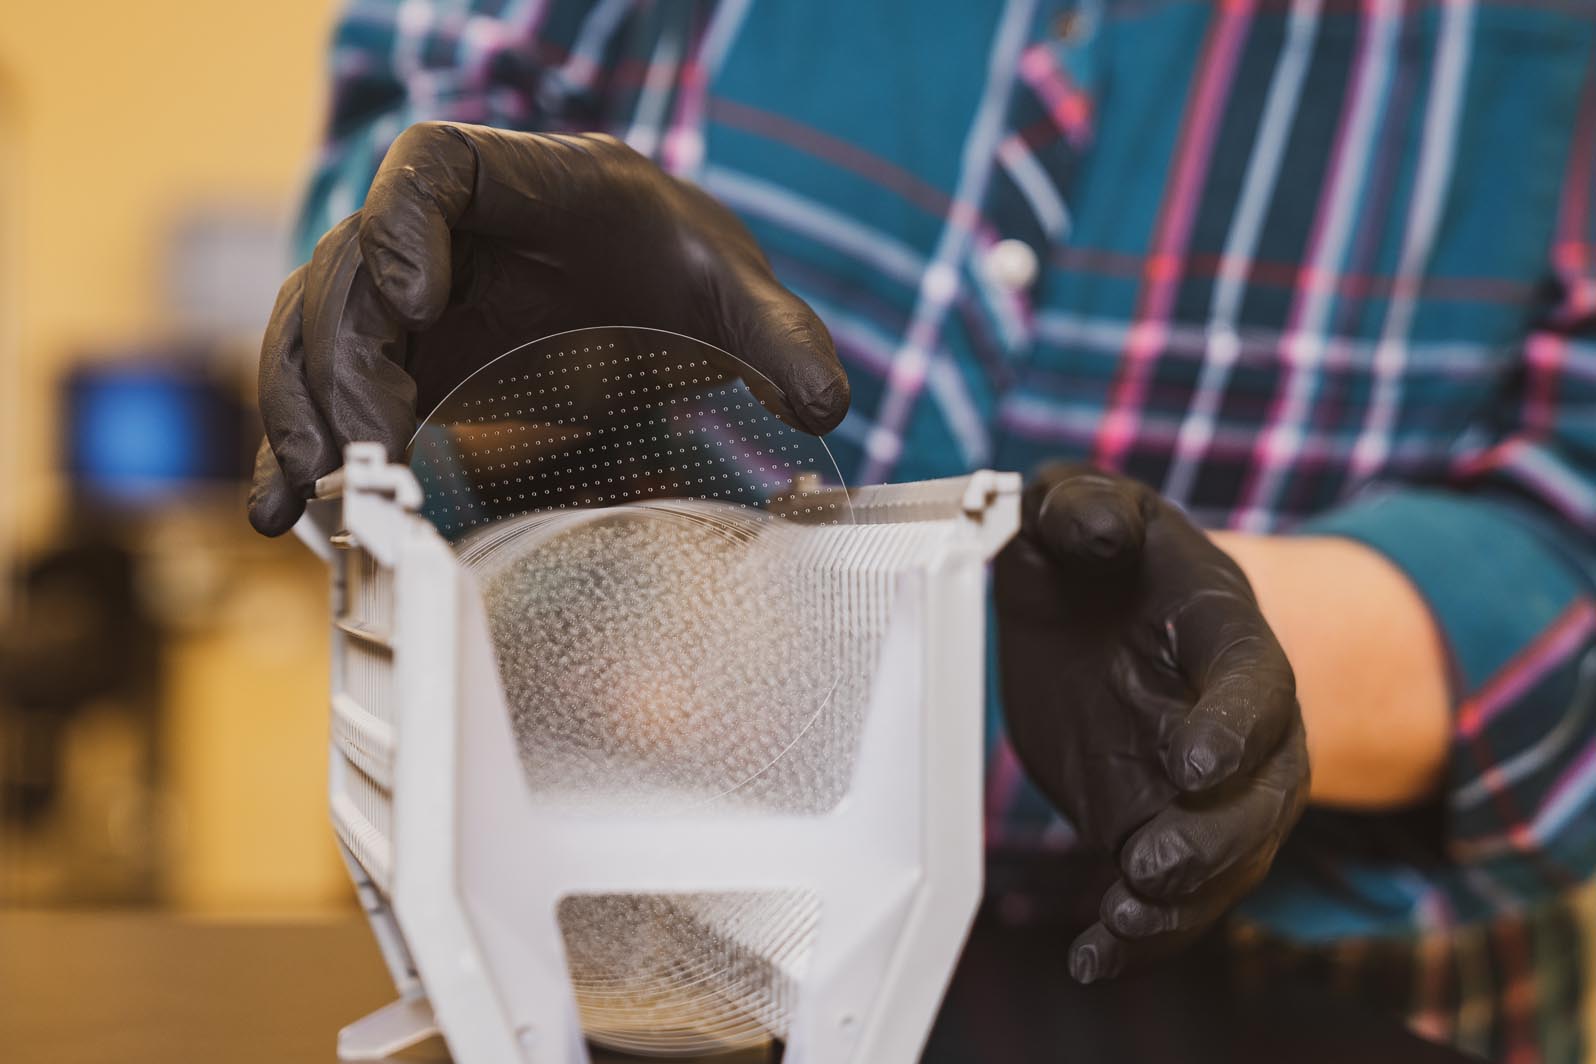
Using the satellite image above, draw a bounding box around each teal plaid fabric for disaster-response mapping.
[301,1,1596,1058]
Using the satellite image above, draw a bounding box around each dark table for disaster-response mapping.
[0,909,1477,1063]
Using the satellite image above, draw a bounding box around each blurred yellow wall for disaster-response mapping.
[0,1,351,913]
[1,0,334,541]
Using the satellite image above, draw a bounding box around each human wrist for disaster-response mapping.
[1205,530,1449,808]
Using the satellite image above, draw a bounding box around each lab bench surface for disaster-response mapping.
[0,909,1477,1063]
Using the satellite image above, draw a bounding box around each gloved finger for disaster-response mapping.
[1164,589,1297,791]
[258,263,340,496]
[1071,853,1272,981]
[360,124,624,331]
[1123,721,1308,902]
[1024,464,1150,569]
[1066,916,1208,985]
[712,264,850,434]
[357,121,481,330]
[303,214,417,462]
[1096,871,1249,944]
[247,438,305,536]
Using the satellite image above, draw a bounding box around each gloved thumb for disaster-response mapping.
[247,438,305,537]
[1025,464,1149,570]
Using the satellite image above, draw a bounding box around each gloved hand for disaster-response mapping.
[994,463,1309,983]
[249,121,849,535]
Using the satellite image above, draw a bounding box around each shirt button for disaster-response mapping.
[984,239,1039,292]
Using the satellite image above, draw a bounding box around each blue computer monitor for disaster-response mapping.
[63,362,247,505]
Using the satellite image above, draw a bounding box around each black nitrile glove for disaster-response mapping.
[249,121,849,535]
[994,463,1309,983]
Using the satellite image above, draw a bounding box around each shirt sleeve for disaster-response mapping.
[296,0,637,262]
[1296,128,1596,896]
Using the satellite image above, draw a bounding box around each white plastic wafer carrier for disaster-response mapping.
[294,327,1021,1064]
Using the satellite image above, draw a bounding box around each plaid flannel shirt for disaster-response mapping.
[300,1,1596,1059]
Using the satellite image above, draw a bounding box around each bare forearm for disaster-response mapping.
[1209,532,1451,809]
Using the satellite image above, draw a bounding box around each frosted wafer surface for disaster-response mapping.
[463,502,876,815]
